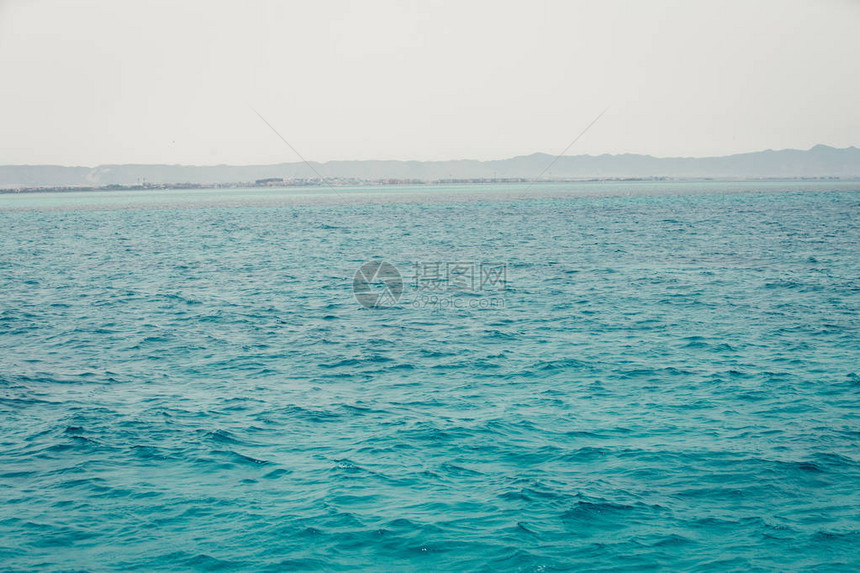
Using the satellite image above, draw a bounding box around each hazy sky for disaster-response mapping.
[1,0,858,166]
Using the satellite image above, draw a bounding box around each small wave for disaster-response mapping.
[207,450,271,467]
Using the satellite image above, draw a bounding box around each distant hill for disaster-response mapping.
[1,145,859,188]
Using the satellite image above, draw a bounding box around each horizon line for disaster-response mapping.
[1,143,857,169]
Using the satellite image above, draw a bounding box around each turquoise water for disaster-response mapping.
[1,182,859,571]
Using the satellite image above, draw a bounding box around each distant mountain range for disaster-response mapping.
[2,145,859,188]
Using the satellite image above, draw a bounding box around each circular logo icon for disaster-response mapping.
[353,260,403,309]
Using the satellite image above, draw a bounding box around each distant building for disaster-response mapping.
[254,177,285,186]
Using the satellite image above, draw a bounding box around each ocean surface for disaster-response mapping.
[1,181,859,571]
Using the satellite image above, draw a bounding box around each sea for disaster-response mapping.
[1,181,859,571]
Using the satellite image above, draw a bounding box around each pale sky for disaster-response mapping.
[1,0,858,166]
